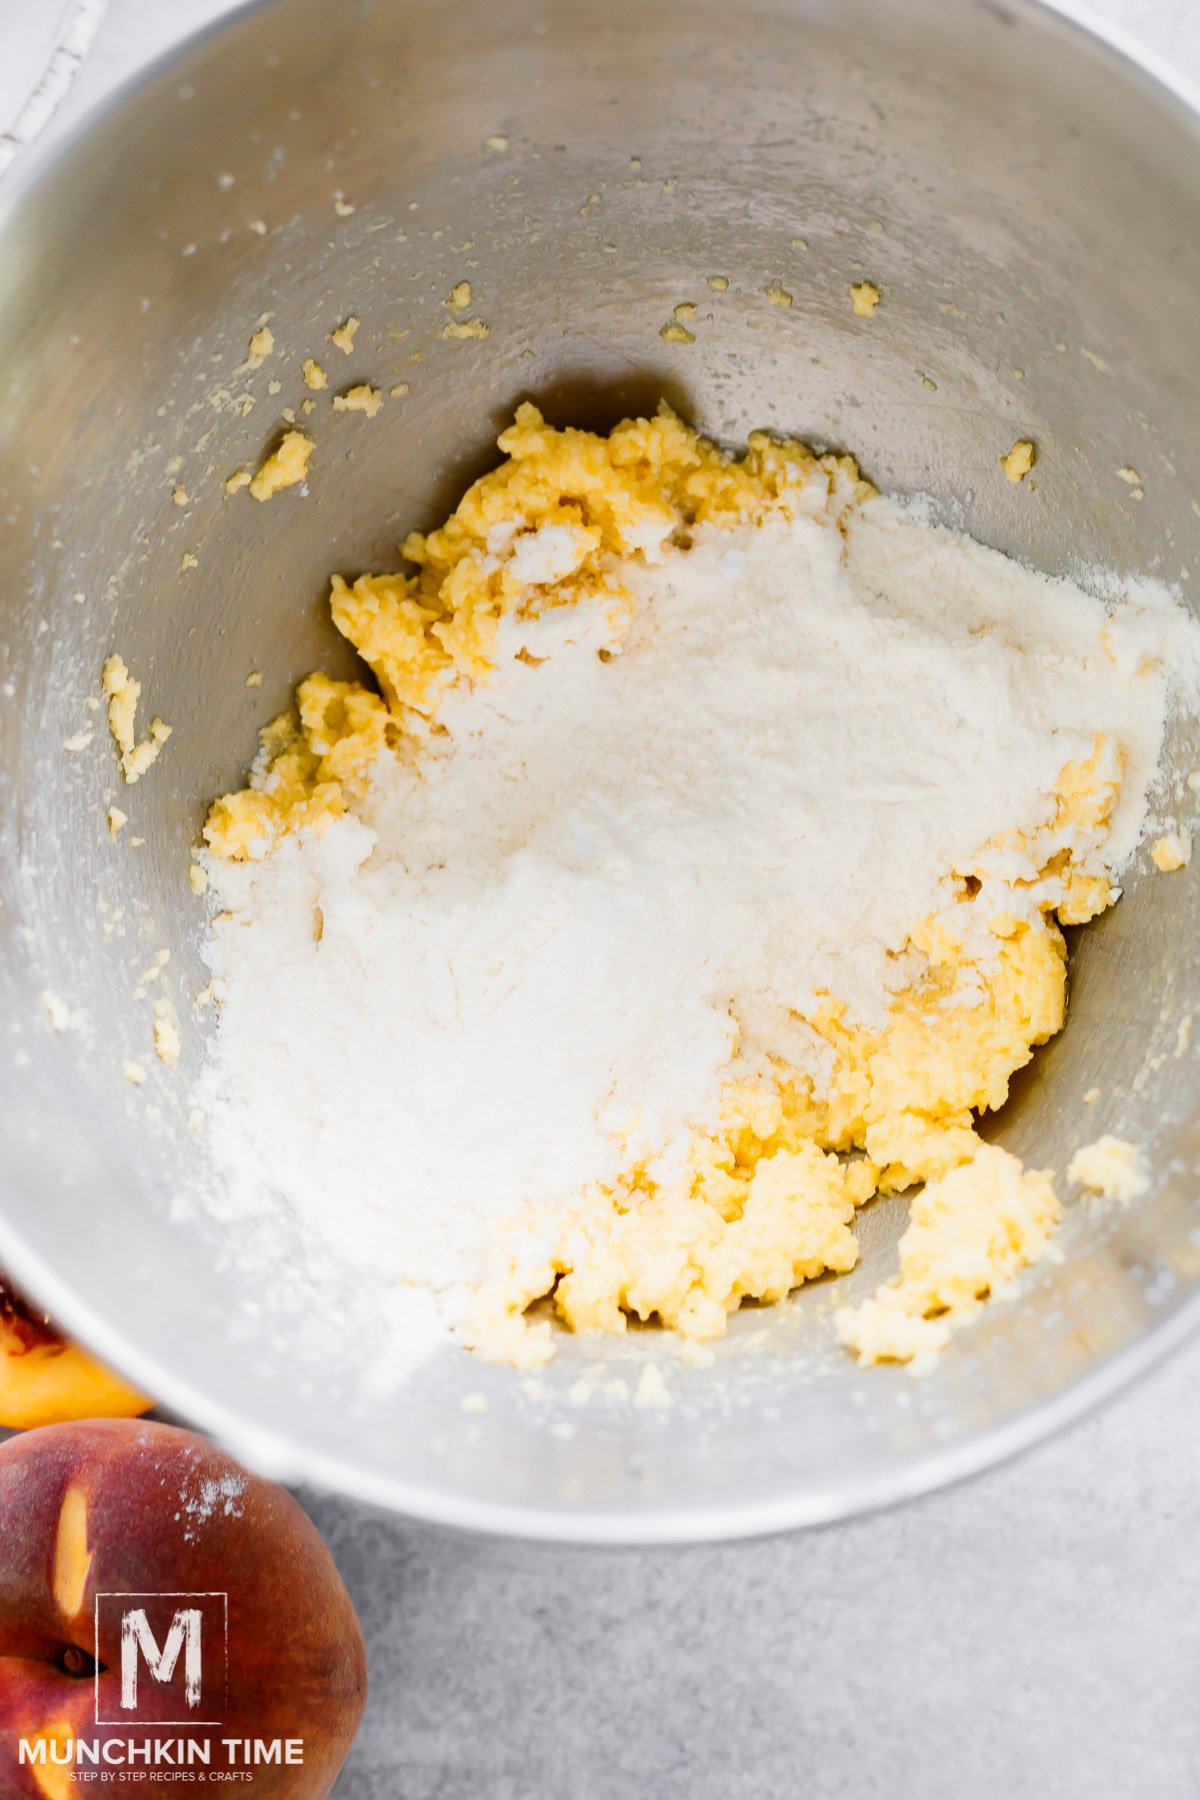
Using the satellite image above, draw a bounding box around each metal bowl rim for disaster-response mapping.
[1,0,1198,1542]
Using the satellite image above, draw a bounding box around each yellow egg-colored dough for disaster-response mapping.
[205,404,866,859]
[102,653,172,784]
[204,404,1131,1368]
[465,1140,871,1371]
[1067,1135,1149,1203]
[461,889,1074,1368]
[1151,831,1190,871]
[834,1145,1061,1365]
[247,429,314,501]
[244,325,274,370]
[1001,438,1036,483]
[333,384,383,417]
[330,314,360,355]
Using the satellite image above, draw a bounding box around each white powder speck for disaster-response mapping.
[41,990,83,1033]
[508,523,593,585]
[178,1473,247,1539]
[634,1362,672,1409]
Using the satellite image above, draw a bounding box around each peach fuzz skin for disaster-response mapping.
[0,1420,367,1797]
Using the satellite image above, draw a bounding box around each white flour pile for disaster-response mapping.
[195,494,1196,1339]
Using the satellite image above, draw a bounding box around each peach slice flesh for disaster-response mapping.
[0,1280,150,1430]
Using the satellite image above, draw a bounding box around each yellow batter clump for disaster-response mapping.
[1068,1135,1149,1204]
[835,1146,1061,1365]
[1001,438,1036,483]
[102,654,172,783]
[205,404,865,859]
[247,430,313,501]
[204,405,1129,1371]
[458,865,1082,1370]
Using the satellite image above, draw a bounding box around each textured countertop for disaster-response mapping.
[4,2,1200,1795]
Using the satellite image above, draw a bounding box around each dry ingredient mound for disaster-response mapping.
[196,405,1200,1371]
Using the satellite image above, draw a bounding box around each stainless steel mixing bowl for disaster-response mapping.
[1,0,1198,1542]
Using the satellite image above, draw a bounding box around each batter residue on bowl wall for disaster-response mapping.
[194,405,1200,1371]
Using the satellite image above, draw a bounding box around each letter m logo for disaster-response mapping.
[94,1592,229,1725]
[120,1607,202,1710]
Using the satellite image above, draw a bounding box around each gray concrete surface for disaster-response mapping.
[305,1338,1200,1797]
[4,1,1199,1795]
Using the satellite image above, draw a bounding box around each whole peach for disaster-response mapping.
[0,1420,366,1797]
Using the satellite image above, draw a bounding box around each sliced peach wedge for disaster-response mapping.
[0,1278,150,1431]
